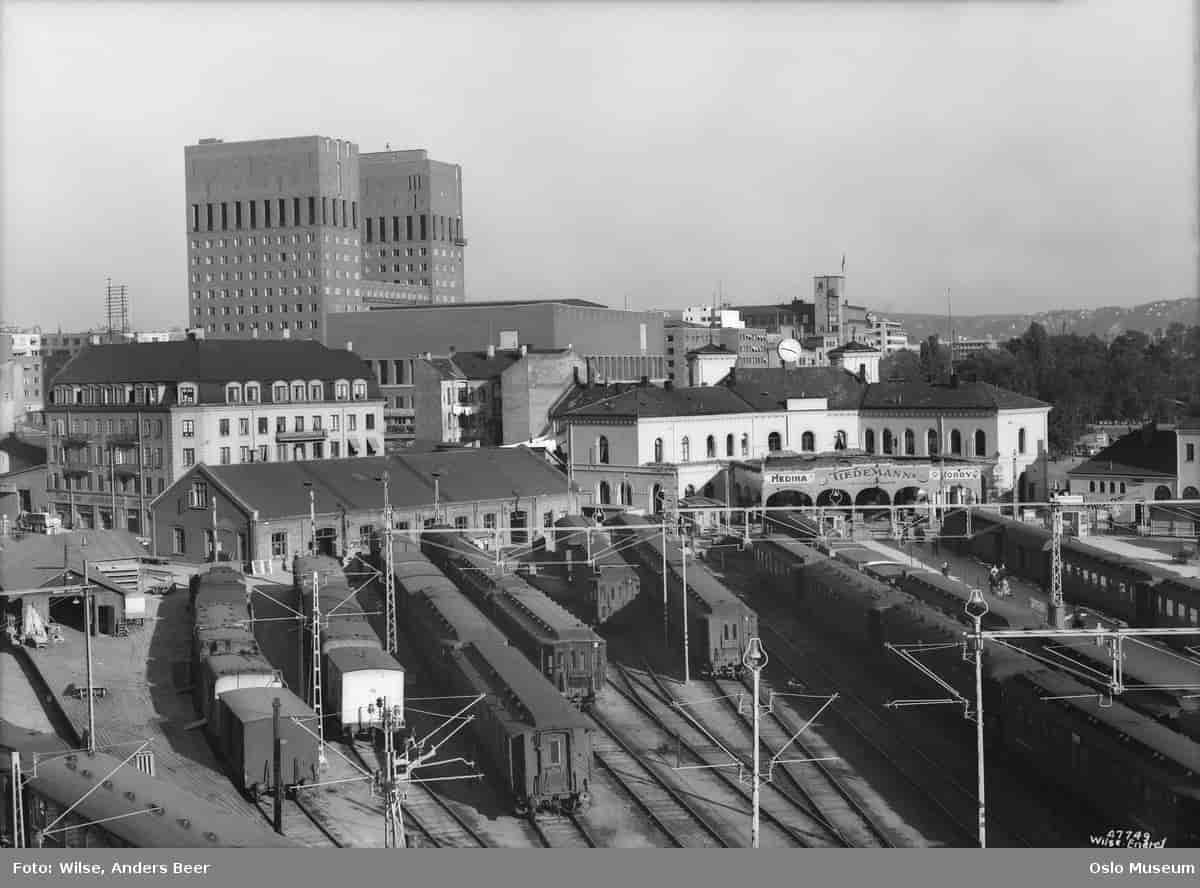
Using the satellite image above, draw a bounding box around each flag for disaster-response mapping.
[841,254,846,274]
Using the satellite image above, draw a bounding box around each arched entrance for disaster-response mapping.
[766,491,814,508]
[1155,486,1173,501]
[816,489,852,508]
[854,487,891,508]
[893,486,923,507]
[1184,486,1199,499]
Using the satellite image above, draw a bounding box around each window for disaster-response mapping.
[172,527,186,555]
[183,448,196,467]
[767,432,781,452]
[950,429,962,455]
[225,383,242,404]
[927,429,939,456]
[801,431,815,452]
[620,482,633,505]
[258,444,269,462]
[974,430,987,457]
[483,513,497,530]
[706,435,716,458]
[904,429,915,455]
[1018,427,1027,454]
[271,531,288,557]
[188,480,208,508]
[219,447,231,465]
[292,382,305,401]
[1120,482,1127,494]
[219,418,230,436]
[273,383,288,402]
[239,417,250,436]
[349,414,357,431]
[352,380,368,401]
[681,436,691,461]
[1188,443,1196,462]
[293,416,305,434]
[725,434,735,457]
[454,515,469,530]
[1089,481,1096,493]
[179,385,196,405]
[741,434,749,457]
[598,481,611,504]
[309,382,322,400]
[329,415,340,432]
[182,420,195,438]
[653,438,663,462]
[239,446,250,463]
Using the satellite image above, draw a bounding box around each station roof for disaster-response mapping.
[860,380,1050,411]
[1069,426,1178,478]
[558,384,754,419]
[723,367,866,411]
[158,447,570,522]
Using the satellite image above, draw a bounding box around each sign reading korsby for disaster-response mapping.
[763,462,981,493]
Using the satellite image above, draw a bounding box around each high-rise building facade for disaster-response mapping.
[359,149,466,305]
[185,136,465,340]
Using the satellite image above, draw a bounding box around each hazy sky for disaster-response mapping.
[2,1,1196,331]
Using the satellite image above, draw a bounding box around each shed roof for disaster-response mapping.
[560,384,755,419]
[0,434,47,474]
[0,530,147,595]
[723,367,866,411]
[220,686,313,723]
[861,380,1049,411]
[166,447,568,522]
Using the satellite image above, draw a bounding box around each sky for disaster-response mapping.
[1,0,1197,331]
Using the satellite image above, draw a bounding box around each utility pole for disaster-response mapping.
[309,571,327,769]
[82,555,96,754]
[379,697,406,849]
[306,484,317,555]
[10,750,25,847]
[1049,499,1064,629]
[965,586,989,848]
[380,472,397,655]
[272,697,283,835]
[211,497,219,562]
[432,473,441,526]
[680,530,690,684]
[661,522,668,644]
[109,445,117,531]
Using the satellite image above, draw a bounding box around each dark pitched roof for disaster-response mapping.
[51,340,377,387]
[1069,427,1178,478]
[828,341,879,355]
[0,530,147,594]
[0,435,47,474]
[685,343,734,357]
[860,380,1049,411]
[560,384,755,419]
[723,367,867,411]
[551,382,648,418]
[169,448,568,521]
[450,350,521,379]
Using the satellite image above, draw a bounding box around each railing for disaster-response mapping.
[275,428,329,442]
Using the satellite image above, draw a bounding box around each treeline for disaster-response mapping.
[879,322,1200,456]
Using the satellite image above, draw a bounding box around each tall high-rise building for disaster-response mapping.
[360,149,466,304]
[184,136,466,340]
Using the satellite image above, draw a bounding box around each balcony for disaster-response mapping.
[61,433,91,449]
[107,431,140,447]
[62,466,89,478]
[453,237,468,247]
[112,463,140,477]
[275,428,329,443]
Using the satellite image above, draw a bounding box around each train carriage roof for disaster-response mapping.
[220,686,316,724]
[326,646,405,674]
[610,515,746,612]
[454,640,592,731]
[200,652,278,680]
[493,574,601,643]
[1046,638,1200,695]
[413,582,508,646]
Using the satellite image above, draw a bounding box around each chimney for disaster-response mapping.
[422,351,432,360]
[1141,421,1155,447]
[448,345,456,356]
[519,344,528,357]
[487,344,496,358]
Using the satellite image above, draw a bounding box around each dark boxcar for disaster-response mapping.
[197,653,282,740]
[219,687,320,798]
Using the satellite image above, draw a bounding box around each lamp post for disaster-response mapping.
[76,537,96,754]
[964,584,990,849]
[680,530,690,684]
[432,473,441,525]
[376,472,397,656]
[743,637,768,849]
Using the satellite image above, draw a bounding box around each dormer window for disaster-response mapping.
[226,383,243,404]
[308,381,323,401]
[273,382,288,403]
[178,385,197,406]
[351,379,367,401]
[245,383,260,403]
[334,380,349,401]
[291,382,306,402]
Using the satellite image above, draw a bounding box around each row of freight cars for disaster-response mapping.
[189,559,406,799]
[942,509,1200,635]
[390,541,593,815]
[752,537,1200,845]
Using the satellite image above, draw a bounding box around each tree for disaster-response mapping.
[918,335,952,382]
[879,350,922,382]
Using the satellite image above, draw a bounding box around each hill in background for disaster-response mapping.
[885,297,1200,343]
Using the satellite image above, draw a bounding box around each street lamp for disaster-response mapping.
[375,472,397,656]
[743,637,768,849]
[72,536,96,754]
[964,584,990,849]
[431,472,441,525]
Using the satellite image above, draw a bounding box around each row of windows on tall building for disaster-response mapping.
[190,196,358,233]
[364,213,463,245]
[182,411,375,437]
[181,436,377,467]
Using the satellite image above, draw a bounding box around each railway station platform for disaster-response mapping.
[23,589,266,822]
[1071,536,1200,579]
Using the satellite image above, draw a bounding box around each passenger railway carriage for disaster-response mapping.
[394,546,593,815]
[607,512,758,677]
[752,541,1200,845]
[420,529,606,705]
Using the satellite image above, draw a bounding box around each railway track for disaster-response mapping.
[755,612,1037,847]
[587,709,730,848]
[253,789,342,847]
[347,737,490,848]
[609,664,832,847]
[531,813,597,848]
[713,676,895,848]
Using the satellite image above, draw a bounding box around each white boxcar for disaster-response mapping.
[325,647,405,737]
